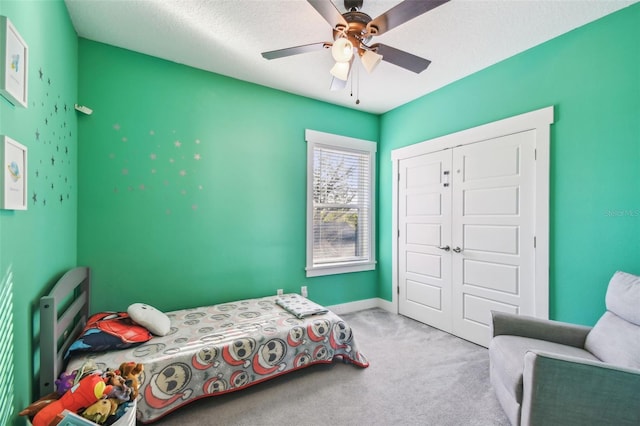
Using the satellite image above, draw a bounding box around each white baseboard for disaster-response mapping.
[327,297,396,315]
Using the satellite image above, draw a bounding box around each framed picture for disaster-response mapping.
[1,135,27,210]
[0,16,28,107]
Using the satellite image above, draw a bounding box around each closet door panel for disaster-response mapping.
[398,151,453,333]
[451,130,536,346]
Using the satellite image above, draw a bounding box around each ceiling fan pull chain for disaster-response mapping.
[355,60,360,105]
[350,69,354,98]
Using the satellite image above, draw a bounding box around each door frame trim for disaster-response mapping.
[390,106,554,318]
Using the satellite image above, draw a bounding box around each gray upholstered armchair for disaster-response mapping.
[489,271,640,426]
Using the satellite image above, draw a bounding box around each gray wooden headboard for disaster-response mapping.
[39,267,91,396]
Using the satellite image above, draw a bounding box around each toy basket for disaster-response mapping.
[58,403,136,426]
[26,401,136,426]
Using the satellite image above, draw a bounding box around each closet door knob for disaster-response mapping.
[453,247,462,253]
[438,245,450,252]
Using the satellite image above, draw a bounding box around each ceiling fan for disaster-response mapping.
[261,0,450,89]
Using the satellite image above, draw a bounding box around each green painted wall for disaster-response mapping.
[0,1,78,424]
[378,4,640,326]
[76,40,380,313]
[2,1,639,424]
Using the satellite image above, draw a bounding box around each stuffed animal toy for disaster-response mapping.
[102,369,132,403]
[118,362,144,401]
[32,373,113,426]
[102,369,124,387]
[54,371,77,395]
[81,398,119,424]
[18,392,59,419]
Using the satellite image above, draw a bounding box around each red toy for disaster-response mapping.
[33,373,113,426]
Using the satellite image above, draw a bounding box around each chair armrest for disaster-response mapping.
[490,311,592,348]
[521,350,640,425]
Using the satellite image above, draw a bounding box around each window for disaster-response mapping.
[305,129,376,277]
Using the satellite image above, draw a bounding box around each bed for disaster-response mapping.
[40,267,369,424]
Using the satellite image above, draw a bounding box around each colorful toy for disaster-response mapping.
[118,362,144,401]
[102,369,133,403]
[54,371,77,395]
[81,398,119,424]
[32,373,113,426]
[18,392,59,419]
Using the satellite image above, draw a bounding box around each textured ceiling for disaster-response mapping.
[64,0,637,114]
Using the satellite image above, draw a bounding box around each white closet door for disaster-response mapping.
[398,151,453,333]
[451,130,537,346]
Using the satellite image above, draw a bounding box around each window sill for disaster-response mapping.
[305,261,376,277]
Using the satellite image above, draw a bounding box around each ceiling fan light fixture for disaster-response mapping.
[361,49,383,73]
[330,61,351,81]
[331,37,354,62]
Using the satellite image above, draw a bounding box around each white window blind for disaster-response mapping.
[305,129,376,277]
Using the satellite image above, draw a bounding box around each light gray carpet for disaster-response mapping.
[152,308,510,425]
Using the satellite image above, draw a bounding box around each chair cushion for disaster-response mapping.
[489,335,599,403]
[605,271,640,325]
[584,311,640,369]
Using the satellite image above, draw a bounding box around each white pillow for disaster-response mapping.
[127,303,171,336]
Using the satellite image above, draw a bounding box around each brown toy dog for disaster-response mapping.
[118,362,144,401]
[18,392,59,418]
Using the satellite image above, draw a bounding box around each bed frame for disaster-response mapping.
[39,267,91,396]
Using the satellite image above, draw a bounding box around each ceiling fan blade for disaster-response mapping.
[307,0,348,28]
[262,42,328,60]
[367,0,450,36]
[372,43,431,74]
[330,77,348,91]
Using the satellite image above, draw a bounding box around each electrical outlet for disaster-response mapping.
[301,286,308,298]
[277,288,283,296]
